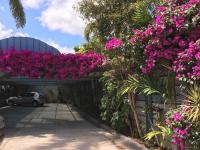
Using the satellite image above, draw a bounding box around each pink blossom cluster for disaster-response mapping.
[174,40,200,81]
[172,126,190,149]
[0,50,105,80]
[129,0,200,80]
[105,38,123,51]
[165,111,191,149]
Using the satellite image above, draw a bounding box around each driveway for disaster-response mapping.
[0,103,130,150]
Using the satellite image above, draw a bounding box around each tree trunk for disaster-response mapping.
[173,78,177,108]
[128,92,143,138]
[126,112,136,138]
[167,73,177,109]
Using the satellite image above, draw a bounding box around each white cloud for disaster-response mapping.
[0,22,29,39]
[14,32,29,37]
[46,39,75,54]
[22,0,46,9]
[39,0,86,36]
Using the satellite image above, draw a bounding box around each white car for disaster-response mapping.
[6,92,46,107]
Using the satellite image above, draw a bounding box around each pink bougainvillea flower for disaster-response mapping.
[172,16,185,28]
[105,38,123,51]
[156,6,166,12]
[195,52,200,60]
[0,50,105,80]
[173,112,183,121]
[156,15,162,26]
[178,40,186,47]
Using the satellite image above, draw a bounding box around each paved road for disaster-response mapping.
[0,103,130,150]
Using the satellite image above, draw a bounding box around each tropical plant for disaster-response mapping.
[121,75,162,96]
[121,73,177,107]
[186,84,200,122]
[8,0,26,28]
[182,84,200,149]
[144,124,171,148]
[100,75,130,132]
[145,109,192,149]
[102,37,147,137]
[189,123,200,149]
[132,1,153,27]
[145,83,200,149]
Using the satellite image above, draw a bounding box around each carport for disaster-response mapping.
[0,36,103,106]
[0,76,101,110]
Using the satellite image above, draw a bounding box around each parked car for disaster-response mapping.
[6,92,46,107]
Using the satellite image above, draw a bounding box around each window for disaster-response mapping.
[21,92,34,97]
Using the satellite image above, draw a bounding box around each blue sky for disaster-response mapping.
[0,0,86,53]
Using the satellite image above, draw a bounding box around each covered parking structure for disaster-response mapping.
[0,36,103,111]
[0,76,101,115]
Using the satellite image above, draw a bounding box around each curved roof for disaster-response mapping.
[0,37,60,54]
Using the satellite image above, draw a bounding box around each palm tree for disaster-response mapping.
[0,0,25,77]
[8,0,26,28]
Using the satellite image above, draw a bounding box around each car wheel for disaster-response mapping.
[32,101,39,107]
[7,101,14,106]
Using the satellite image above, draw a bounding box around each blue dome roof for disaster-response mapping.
[0,37,60,54]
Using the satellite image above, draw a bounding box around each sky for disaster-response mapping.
[0,0,86,53]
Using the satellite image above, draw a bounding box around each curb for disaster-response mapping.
[73,107,148,150]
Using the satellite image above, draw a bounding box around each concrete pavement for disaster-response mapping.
[0,103,132,150]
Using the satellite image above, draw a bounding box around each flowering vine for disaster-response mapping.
[174,40,200,82]
[0,50,105,80]
[129,0,200,81]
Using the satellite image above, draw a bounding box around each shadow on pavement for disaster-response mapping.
[0,104,124,150]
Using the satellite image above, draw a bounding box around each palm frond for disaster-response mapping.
[132,1,152,27]
[144,124,171,147]
[9,0,26,28]
[121,75,162,96]
[186,84,200,122]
